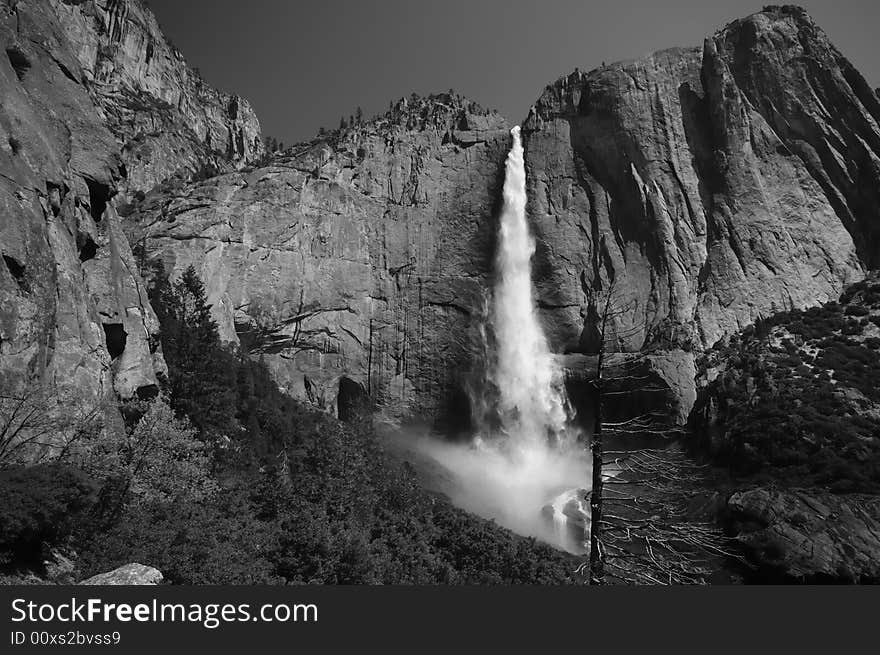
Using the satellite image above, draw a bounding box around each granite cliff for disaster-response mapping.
[127,5,879,425]
[127,96,509,421]
[524,5,879,418]
[48,0,263,193]
[3,2,879,428]
[0,0,261,419]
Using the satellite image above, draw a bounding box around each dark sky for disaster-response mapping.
[146,0,879,145]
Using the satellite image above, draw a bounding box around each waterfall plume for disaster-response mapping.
[486,125,570,451]
[387,126,588,554]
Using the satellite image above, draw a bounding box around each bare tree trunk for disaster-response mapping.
[588,289,612,585]
[581,281,742,584]
[588,364,604,584]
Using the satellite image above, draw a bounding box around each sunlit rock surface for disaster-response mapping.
[0,0,260,408]
[48,0,264,193]
[129,96,510,420]
[0,0,161,404]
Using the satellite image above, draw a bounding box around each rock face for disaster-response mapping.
[523,6,879,416]
[130,96,509,420]
[1,0,160,404]
[48,0,264,193]
[5,2,879,430]
[0,0,261,418]
[80,562,164,585]
[728,488,880,582]
[127,7,880,423]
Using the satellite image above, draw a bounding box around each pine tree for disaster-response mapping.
[148,263,238,439]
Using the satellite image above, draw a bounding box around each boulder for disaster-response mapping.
[80,563,164,585]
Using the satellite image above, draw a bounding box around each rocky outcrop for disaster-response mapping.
[47,0,263,194]
[129,95,509,420]
[80,562,163,585]
[0,0,163,406]
[692,272,880,581]
[1,0,262,424]
[728,488,880,582]
[690,273,880,485]
[523,6,879,417]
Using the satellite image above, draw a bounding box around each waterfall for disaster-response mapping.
[552,506,569,543]
[486,125,570,451]
[403,126,588,554]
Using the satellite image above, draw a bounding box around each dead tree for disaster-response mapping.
[588,446,746,584]
[586,280,647,583]
[0,383,105,467]
[583,281,741,584]
[586,283,613,583]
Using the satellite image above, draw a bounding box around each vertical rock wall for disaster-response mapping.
[1,0,262,418]
[522,7,878,416]
[129,97,509,421]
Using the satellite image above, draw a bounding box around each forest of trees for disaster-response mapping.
[0,264,578,584]
[692,275,880,493]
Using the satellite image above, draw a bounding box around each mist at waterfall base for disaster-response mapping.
[389,126,590,554]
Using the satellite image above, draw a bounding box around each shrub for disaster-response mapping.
[75,409,578,584]
[0,465,97,567]
[123,398,217,503]
[844,304,869,317]
[697,279,880,492]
